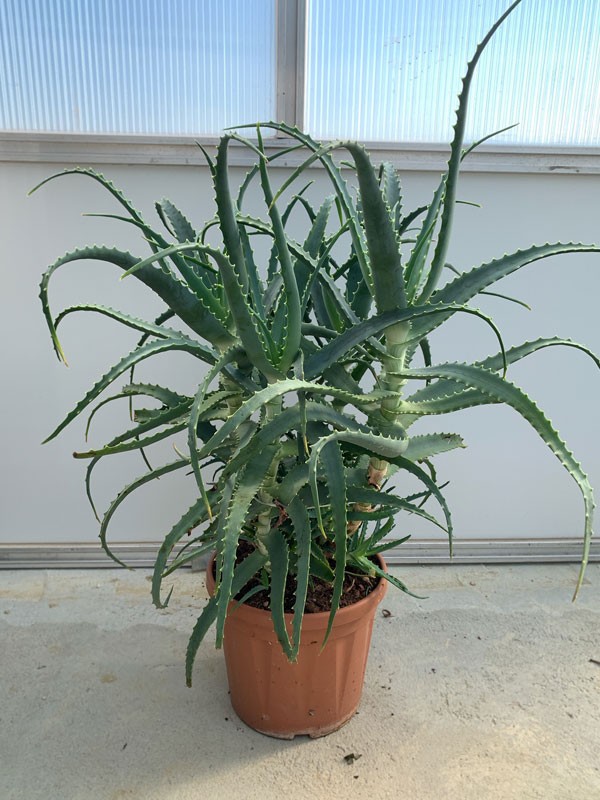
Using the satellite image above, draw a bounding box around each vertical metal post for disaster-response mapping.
[275,0,307,130]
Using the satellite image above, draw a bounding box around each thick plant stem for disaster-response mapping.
[254,396,282,556]
[220,373,243,418]
[379,321,411,425]
[347,322,410,536]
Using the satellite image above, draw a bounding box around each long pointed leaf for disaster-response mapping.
[265,529,293,658]
[304,303,505,379]
[421,0,524,300]
[152,497,213,608]
[287,496,311,660]
[215,446,278,647]
[343,142,406,313]
[320,441,347,648]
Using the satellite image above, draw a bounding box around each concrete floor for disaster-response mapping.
[1,563,599,800]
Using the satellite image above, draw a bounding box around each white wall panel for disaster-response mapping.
[1,160,599,549]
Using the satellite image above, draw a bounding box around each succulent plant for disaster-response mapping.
[35,0,597,685]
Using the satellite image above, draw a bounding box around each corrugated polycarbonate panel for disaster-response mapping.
[0,0,275,135]
[305,0,600,146]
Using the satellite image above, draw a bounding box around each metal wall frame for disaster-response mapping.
[1,539,598,570]
[1,0,598,174]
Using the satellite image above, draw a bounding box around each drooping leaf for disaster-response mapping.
[99,458,191,567]
[186,548,267,686]
[43,336,215,444]
[398,361,595,590]
[402,433,466,462]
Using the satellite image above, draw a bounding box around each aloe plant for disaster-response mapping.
[35,0,597,685]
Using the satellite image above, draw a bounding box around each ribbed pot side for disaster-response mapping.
[206,553,387,739]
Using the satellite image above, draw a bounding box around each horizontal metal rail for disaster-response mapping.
[1,132,599,173]
[0,538,597,570]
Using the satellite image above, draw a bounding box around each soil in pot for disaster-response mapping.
[225,539,381,612]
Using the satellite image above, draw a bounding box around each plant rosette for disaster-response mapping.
[35,0,598,736]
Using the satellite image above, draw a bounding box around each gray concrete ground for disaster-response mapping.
[1,563,599,800]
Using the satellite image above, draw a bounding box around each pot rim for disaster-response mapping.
[206,550,388,628]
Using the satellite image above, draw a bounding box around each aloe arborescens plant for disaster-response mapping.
[35,0,597,689]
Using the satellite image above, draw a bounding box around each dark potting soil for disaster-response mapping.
[214,540,380,614]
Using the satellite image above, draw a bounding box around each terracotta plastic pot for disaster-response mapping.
[206,552,387,738]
